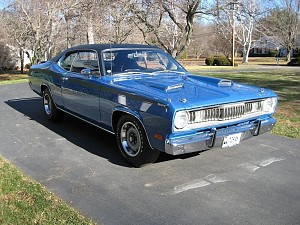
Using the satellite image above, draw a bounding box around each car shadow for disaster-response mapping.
[5,97,200,167]
[156,151,201,163]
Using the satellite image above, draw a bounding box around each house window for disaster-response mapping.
[262,48,266,54]
[254,48,257,54]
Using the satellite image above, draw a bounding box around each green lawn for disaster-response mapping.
[0,156,96,225]
[187,66,300,139]
[0,71,28,85]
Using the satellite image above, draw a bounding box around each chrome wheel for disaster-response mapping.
[116,115,160,167]
[43,93,52,115]
[42,88,64,122]
[120,122,141,157]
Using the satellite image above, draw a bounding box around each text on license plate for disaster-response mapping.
[222,133,242,148]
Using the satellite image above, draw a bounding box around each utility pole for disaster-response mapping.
[231,0,237,67]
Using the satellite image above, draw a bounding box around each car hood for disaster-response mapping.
[110,73,276,110]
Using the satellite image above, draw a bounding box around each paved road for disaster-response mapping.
[1,83,300,225]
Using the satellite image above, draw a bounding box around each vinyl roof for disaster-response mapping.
[50,44,159,62]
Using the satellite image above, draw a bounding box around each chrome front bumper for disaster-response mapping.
[165,118,276,155]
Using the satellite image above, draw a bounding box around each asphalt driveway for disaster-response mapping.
[1,82,299,225]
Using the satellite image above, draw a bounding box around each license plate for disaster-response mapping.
[222,133,242,148]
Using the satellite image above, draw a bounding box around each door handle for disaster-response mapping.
[62,77,68,81]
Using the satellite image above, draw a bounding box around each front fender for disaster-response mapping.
[112,106,143,131]
[112,104,171,152]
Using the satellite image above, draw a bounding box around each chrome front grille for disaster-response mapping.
[189,101,263,124]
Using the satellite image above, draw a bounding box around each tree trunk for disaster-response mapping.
[243,51,248,63]
[172,49,178,58]
[286,48,292,62]
[19,48,24,74]
[243,43,251,63]
[87,17,94,44]
[66,18,72,48]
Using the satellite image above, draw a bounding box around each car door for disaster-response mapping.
[60,50,101,122]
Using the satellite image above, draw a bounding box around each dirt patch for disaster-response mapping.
[0,73,28,81]
[277,101,300,117]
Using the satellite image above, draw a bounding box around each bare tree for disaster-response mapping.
[78,0,99,44]
[213,27,233,57]
[260,0,300,62]
[2,3,33,73]
[187,24,217,58]
[6,0,64,63]
[0,16,17,71]
[0,42,17,71]
[59,0,81,49]
[2,0,209,61]
[130,0,204,58]
[213,0,263,63]
[108,2,134,43]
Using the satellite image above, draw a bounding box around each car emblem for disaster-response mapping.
[180,98,187,103]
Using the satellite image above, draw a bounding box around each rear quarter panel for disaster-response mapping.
[29,62,64,107]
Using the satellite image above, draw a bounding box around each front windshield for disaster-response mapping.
[102,49,186,75]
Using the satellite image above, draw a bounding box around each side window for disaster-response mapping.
[59,52,77,71]
[103,52,118,74]
[71,51,100,75]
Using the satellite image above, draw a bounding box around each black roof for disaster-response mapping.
[50,44,160,62]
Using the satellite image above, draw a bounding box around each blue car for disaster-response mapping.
[28,44,277,167]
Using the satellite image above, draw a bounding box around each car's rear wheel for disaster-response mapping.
[42,88,64,122]
[116,115,160,167]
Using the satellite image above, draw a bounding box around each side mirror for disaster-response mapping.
[81,68,91,75]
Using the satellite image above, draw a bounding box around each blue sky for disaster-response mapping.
[0,0,11,9]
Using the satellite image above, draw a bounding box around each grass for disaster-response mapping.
[180,56,288,66]
[186,66,300,139]
[234,57,287,65]
[0,71,28,85]
[0,156,96,225]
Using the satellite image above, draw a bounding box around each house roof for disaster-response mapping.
[251,36,280,49]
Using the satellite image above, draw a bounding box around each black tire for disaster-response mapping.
[116,115,160,167]
[42,88,64,122]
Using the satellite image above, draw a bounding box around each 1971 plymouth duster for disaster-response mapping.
[29,44,277,167]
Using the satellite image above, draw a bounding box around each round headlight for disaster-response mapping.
[263,97,277,114]
[174,111,188,129]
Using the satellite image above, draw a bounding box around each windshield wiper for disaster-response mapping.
[153,70,187,75]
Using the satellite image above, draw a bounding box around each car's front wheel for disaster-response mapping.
[42,88,64,122]
[116,115,160,167]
